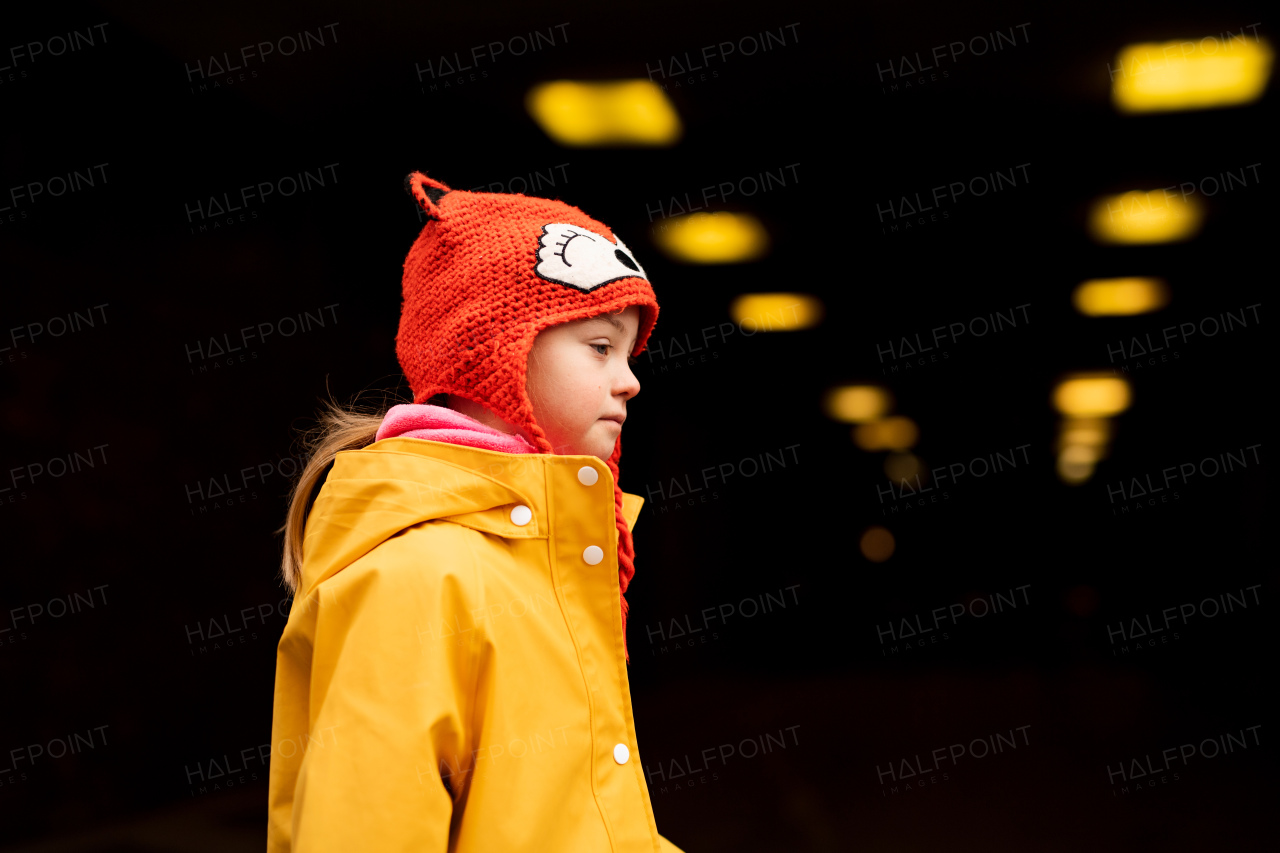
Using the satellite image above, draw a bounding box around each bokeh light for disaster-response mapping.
[654,211,770,263]
[1057,444,1099,485]
[883,452,922,482]
[729,293,823,331]
[1057,418,1112,451]
[1073,277,1170,316]
[1087,190,1203,244]
[1112,36,1274,113]
[860,526,896,562]
[1053,374,1132,417]
[856,417,920,451]
[525,79,682,146]
[824,385,893,423]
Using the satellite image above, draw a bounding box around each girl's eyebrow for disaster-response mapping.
[596,315,626,334]
[589,315,638,351]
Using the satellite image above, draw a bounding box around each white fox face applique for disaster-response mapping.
[534,223,648,292]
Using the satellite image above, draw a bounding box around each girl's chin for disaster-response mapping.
[586,426,621,458]
[587,439,617,460]
[544,420,622,457]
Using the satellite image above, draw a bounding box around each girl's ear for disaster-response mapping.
[404,171,452,220]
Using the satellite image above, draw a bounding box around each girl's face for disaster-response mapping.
[527,306,642,460]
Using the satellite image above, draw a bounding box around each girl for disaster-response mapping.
[266,172,686,852]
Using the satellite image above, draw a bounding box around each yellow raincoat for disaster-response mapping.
[267,436,685,852]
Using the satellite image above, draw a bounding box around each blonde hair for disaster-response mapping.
[275,386,430,594]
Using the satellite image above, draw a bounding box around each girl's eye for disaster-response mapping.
[591,343,611,355]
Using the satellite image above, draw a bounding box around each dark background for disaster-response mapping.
[0,0,1270,850]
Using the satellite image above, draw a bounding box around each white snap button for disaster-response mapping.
[577,465,599,486]
[510,505,532,526]
[613,743,630,765]
[583,545,604,565]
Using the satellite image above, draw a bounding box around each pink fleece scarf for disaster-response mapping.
[375,403,538,454]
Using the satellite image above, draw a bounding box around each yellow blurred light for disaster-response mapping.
[654,211,769,264]
[1112,36,1274,113]
[1053,374,1132,417]
[1061,443,1102,465]
[1057,418,1112,452]
[860,526,896,562]
[729,293,823,331]
[525,79,682,146]
[1057,458,1094,484]
[1057,444,1100,485]
[855,416,920,451]
[883,452,922,482]
[1087,190,1203,244]
[1073,277,1170,316]
[825,385,892,423]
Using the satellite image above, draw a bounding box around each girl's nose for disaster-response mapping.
[617,361,641,400]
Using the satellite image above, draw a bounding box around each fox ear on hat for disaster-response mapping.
[404,171,452,220]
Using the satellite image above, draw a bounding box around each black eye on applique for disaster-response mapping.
[614,249,639,271]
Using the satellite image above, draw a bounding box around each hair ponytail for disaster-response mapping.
[275,387,419,594]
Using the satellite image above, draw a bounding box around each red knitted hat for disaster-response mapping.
[397,171,660,662]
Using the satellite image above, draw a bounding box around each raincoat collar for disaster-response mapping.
[300,436,643,599]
